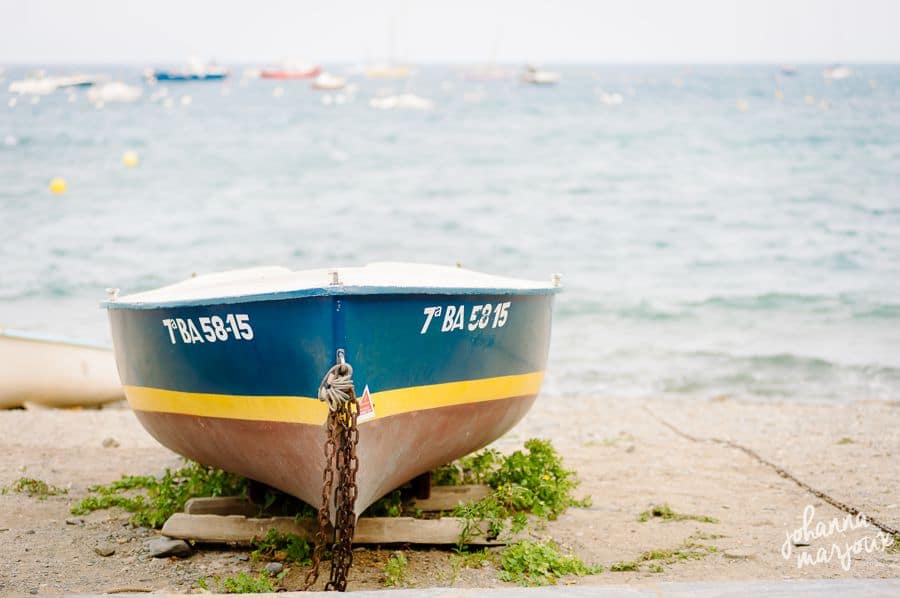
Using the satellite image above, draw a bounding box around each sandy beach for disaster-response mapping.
[1,396,897,594]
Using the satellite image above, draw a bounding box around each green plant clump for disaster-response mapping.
[71,460,247,528]
[609,561,639,572]
[638,503,718,524]
[499,540,601,586]
[3,477,68,499]
[221,572,278,594]
[446,439,589,546]
[250,529,312,564]
[434,448,502,486]
[363,489,404,517]
[438,439,588,518]
[610,539,718,573]
[383,551,409,587]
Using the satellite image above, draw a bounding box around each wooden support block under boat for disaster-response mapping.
[161,513,508,545]
[182,485,494,518]
[409,485,493,511]
[184,496,260,517]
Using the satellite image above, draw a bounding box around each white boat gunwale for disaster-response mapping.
[105,263,561,310]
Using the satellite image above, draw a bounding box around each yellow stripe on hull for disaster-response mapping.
[124,371,544,425]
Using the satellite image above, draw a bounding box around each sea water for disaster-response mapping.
[1,65,898,402]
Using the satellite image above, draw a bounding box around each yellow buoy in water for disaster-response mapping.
[122,150,139,168]
[49,177,67,194]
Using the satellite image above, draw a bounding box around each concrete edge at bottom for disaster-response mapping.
[60,577,900,598]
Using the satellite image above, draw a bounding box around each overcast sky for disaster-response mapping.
[3,0,900,64]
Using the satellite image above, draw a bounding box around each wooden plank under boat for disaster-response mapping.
[105,262,558,515]
[0,328,124,409]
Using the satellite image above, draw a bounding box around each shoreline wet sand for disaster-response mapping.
[1,397,898,594]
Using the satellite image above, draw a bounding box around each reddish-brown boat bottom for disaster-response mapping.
[134,394,537,515]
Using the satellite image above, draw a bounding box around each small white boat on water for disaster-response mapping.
[311,72,347,91]
[824,65,851,80]
[598,90,624,105]
[8,73,106,95]
[0,328,124,409]
[87,82,143,104]
[521,64,560,85]
[8,78,57,96]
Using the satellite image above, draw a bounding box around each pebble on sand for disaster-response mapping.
[94,544,116,557]
[723,549,755,560]
[149,536,192,559]
[264,562,283,576]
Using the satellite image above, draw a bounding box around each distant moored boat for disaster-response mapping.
[311,72,347,90]
[148,60,229,82]
[521,64,560,85]
[824,65,851,80]
[260,62,322,80]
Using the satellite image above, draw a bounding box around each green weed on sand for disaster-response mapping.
[71,460,246,528]
[383,552,409,587]
[3,477,68,499]
[499,540,601,586]
[250,529,312,564]
[638,503,719,524]
[442,439,591,547]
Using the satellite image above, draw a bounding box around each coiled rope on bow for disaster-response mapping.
[318,358,355,412]
[304,350,360,592]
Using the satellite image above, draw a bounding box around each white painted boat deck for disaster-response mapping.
[113,262,557,305]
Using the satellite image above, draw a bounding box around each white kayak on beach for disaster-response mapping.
[0,328,124,409]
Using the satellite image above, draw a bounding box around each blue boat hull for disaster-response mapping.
[152,72,228,81]
[107,290,554,513]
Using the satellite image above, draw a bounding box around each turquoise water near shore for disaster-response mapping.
[1,65,898,402]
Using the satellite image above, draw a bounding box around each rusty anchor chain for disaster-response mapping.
[304,349,360,592]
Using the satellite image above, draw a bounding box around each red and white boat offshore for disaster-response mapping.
[260,62,322,80]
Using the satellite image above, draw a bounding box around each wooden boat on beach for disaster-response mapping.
[0,328,124,409]
[105,263,558,515]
